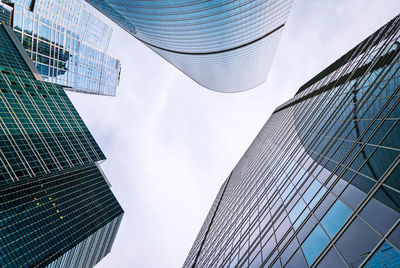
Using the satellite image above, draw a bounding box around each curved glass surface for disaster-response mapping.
[85,0,293,92]
[294,18,400,206]
[182,15,400,268]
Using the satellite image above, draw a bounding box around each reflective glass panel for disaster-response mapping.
[301,225,329,265]
[321,200,352,238]
[335,217,381,267]
[360,191,400,235]
[316,247,347,268]
[364,241,400,268]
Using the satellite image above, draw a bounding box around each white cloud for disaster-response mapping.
[68,0,400,267]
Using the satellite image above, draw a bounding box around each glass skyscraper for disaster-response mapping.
[2,0,121,96]
[84,0,293,93]
[0,19,123,267]
[184,14,400,268]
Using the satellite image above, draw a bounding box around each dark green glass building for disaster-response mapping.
[0,21,123,267]
[184,14,400,268]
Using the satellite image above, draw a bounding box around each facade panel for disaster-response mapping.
[0,21,123,267]
[0,164,123,267]
[47,214,123,268]
[4,0,120,96]
[0,22,104,185]
[184,14,400,268]
[85,0,293,93]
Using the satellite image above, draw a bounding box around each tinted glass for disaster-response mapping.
[285,249,307,268]
[316,247,346,268]
[388,224,400,250]
[360,191,400,235]
[301,225,329,265]
[321,200,352,238]
[335,217,381,267]
[364,241,400,268]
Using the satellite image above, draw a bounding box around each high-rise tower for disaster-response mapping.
[84,0,293,93]
[0,21,123,267]
[184,14,400,268]
[1,0,121,96]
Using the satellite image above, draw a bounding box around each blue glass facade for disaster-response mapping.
[85,0,293,92]
[5,0,121,96]
[184,14,400,267]
[0,18,123,267]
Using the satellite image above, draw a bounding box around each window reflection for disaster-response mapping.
[388,225,400,251]
[301,225,329,265]
[316,247,347,268]
[321,200,352,238]
[285,249,307,268]
[10,0,120,96]
[335,217,381,267]
[364,241,400,268]
[360,190,400,235]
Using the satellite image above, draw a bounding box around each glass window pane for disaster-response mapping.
[280,238,298,265]
[388,224,400,250]
[297,215,317,243]
[340,175,374,209]
[315,167,331,185]
[315,193,335,220]
[332,178,347,196]
[294,207,310,230]
[335,217,381,267]
[360,190,400,235]
[275,216,290,242]
[229,254,238,268]
[299,177,313,196]
[316,247,347,268]
[282,184,294,201]
[321,200,352,238]
[262,235,276,261]
[303,180,322,203]
[301,225,329,265]
[289,199,306,223]
[292,168,306,187]
[381,121,400,149]
[359,147,399,180]
[309,187,326,209]
[373,185,400,215]
[285,249,307,268]
[287,193,301,212]
[364,241,400,268]
[383,164,400,195]
[249,252,262,268]
[263,250,278,268]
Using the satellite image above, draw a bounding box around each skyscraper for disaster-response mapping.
[2,0,121,96]
[184,14,400,268]
[84,0,293,93]
[0,20,123,267]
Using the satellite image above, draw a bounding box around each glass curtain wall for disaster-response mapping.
[85,0,293,92]
[7,0,120,96]
[184,14,400,268]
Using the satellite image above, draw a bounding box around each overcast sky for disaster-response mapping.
[67,1,400,267]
